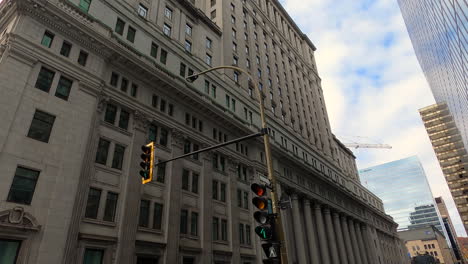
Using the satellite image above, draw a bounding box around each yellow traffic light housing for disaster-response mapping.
[140,142,154,184]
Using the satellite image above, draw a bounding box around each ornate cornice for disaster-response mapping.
[0,207,41,231]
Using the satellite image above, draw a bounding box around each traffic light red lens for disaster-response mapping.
[251,183,266,196]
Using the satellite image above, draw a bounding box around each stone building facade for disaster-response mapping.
[0,0,406,263]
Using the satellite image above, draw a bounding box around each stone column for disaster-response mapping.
[362,225,378,263]
[348,219,363,264]
[314,203,331,264]
[340,215,356,264]
[354,222,369,264]
[332,212,348,264]
[291,194,308,264]
[324,208,340,264]
[304,200,321,264]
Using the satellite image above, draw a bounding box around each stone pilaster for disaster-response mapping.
[362,224,378,263]
[324,207,340,264]
[340,215,356,264]
[354,222,369,264]
[332,212,348,264]
[303,200,321,264]
[291,194,308,264]
[348,219,363,264]
[314,203,331,264]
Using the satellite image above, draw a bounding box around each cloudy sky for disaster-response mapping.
[279,0,467,236]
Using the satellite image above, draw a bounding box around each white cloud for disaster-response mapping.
[281,0,467,236]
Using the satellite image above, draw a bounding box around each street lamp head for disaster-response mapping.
[186,75,199,83]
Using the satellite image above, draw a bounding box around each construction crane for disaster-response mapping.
[343,143,392,149]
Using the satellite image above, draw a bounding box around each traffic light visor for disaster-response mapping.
[251,183,266,196]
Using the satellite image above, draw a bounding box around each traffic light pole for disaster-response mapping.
[187,66,289,264]
[153,130,265,167]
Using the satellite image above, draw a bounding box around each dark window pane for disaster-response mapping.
[220,183,226,202]
[83,248,103,264]
[160,49,167,64]
[139,200,150,227]
[159,128,168,146]
[41,31,54,48]
[137,256,159,264]
[78,0,91,12]
[118,110,129,130]
[85,188,101,219]
[184,140,191,154]
[183,257,194,264]
[55,76,73,100]
[192,144,199,160]
[180,209,188,234]
[182,169,189,191]
[131,84,138,97]
[127,26,136,42]
[221,219,227,241]
[115,18,125,35]
[168,104,174,116]
[246,225,251,245]
[179,63,186,77]
[191,173,198,194]
[104,104,117,124]
[239,223,244,244]
[150,43,158,58]
[237,189,242,207]
[103,192,118,222]
[149,125,157,142]
[27,110,56,143]
[156,161,165,183]
[110,72,119,87]
[120,78,128,92]
[190,212,198,236]
[35,67,55,92]
[212,217,219,240]
[7,167,40,205]
[60,41,72,57]
[160,100,166,112]
[78,50,88,66]
[243,192,249,209]
[95,138,110,165]
[153,203,163,230]
[111,144,125,170]
[151,95,158,108]
[0,239,21,264]
[212,180,218,200]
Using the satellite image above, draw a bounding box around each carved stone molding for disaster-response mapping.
[133,110,150,131]
[0,207,40,231]
[171,128,186,147]
[96,92,110,113]
[227,157,239,171]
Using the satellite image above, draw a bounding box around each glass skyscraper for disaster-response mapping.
[397,0,468,149]
[359,156,444,232]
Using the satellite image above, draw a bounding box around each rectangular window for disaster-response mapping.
[184,40,192,53]
[182,169,189,191]
[118,110,130,130]
[190,212,198,236]
[27,110,56,143]
[151,95,158,108]
[103,192,118,222]
[220,183,226,202]
[120,78,128,92]
[192,144,199,159]
[85,188,101,219]
[148,124,157,142]
[159,128,168,146]
[211,85,217,98]
[115,18,125,35]
[55,76,73,100]
[35,67,55,92]
[83,249,103,264]
[243,192,249,209]
[204,80,210,94]
[212,217,219,240]
[138,4,148,18]
[168,104,174,116]
[160,49,168,64]
[163,24,171,36]
[237,189,242,207]
[191,173,198,194]
[164,7,173,20]
[0,239,21,264]
[180,209,188,234]
[77,50,88,66]
[60,41,72,57]
[239,223,245,244]
[185,24,192,36]
[221,219,228,241]
[206,37,212,49]
[150,42,158,58]
[127,26,136,42]
[7,167,40,205]
[110,72,119,87]
[78,0,92,12]
[156,161,166,183]
[160,99,166,112]
[131,84,138,97]
[225,95,230,108]
[95,138,110,165]
[212,180,218,200]
[246,225,251,245]
[205,54,212,66]
[111,144,125,170]
[179,63,186,77]
[153,202,163,230]
[41,31,54,48]
[104,104,117,124]
[138,199,150,227]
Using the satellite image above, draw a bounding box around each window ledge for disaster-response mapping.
[213,199,227,206]
[240,244,253,249]
[213,240,229,246]
[180,234,199,241]
[182,190,199,198]
[83,218,117,227]
[156,144,171,153]
[137,226,163,234]
[101,121,133,137]
[94,163,122,175]
[184,157,202,166]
